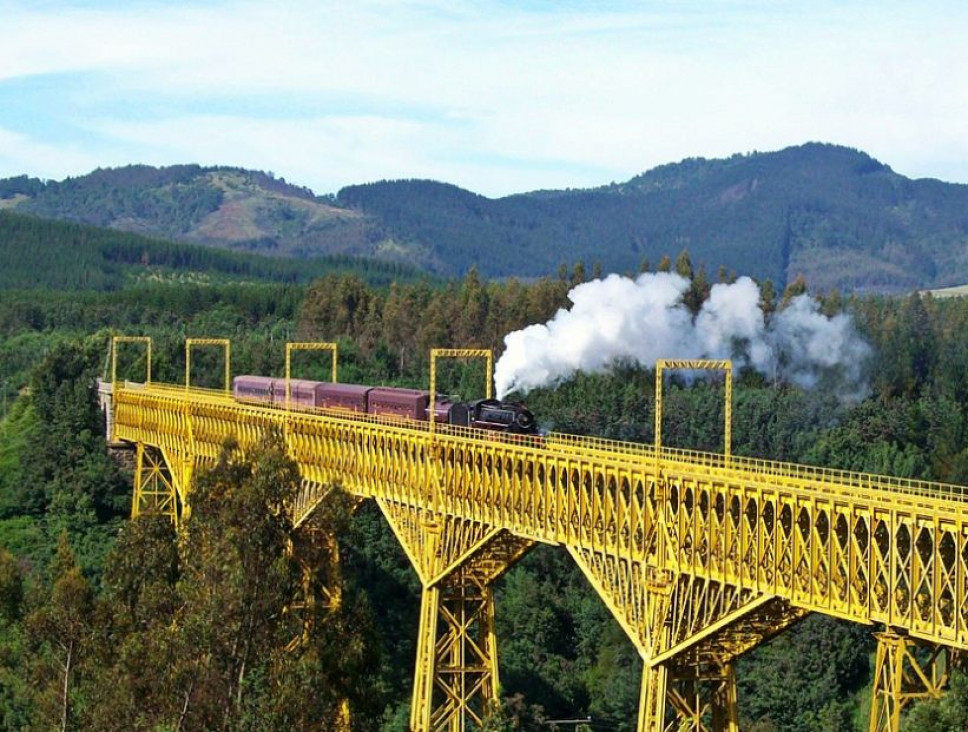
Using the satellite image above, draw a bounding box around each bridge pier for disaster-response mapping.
[869,631,958,732]
[377,500,533,732]
[132,443,179,523]
[411,573,500,732]
[638,662,739,732]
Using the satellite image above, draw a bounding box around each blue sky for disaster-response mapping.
[1,0,966,196]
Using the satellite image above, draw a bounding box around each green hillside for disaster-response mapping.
[0,165,405,265]
[0,211,425,291]
[337,144,968,291]
[5,144,968,291]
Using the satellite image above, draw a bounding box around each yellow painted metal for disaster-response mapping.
[185,338,231,394]
[111,335,152,387]
[285,521,352,731]
[640,662,739,732]
[655,359,732,458]
[869,632,958,732]
[109,342,968,732]
[378,499,532,731]
[284,341,338,411]
[416,577,500,731]
[131,443,177,523]
[428,348,493,436]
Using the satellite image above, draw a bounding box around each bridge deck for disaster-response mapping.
[113,382,968,654]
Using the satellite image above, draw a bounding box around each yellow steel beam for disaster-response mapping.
[131,443,177,523]
[379,507,520,732]
[112,335,152,386]
[185,338,231,395]
[655,359,732,459]
[429,348,493,436]
[869,632,957,732]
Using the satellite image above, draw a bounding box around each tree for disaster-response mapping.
[81,433,380,731]
[19,337,128,561]
[480,694,557,731]
[571,261,587,287]
[456,266,489,347]
[674,249,694,281]
[780,274,807,306]
[902,671,968,731]
[759,279,777,318]
[0,549,22,624]
[24,532,97,732]
[167,433,302,727]
[684,263,710,315]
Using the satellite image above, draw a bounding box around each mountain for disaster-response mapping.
[4,144,968,292]
[337,145,968,292]
[0,165,396,261]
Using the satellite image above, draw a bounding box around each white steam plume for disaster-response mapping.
[494,272,870,400]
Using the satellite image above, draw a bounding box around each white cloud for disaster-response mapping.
[0,128,100,181]
[1,1,968,194]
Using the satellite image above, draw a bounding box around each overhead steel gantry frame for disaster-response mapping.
[106,338,968,732]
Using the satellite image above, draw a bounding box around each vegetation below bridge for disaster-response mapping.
[3,264,968,729]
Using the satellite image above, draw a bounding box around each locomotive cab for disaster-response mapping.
[450,398,537,434]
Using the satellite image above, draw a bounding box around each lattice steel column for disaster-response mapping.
[869,632,955,732]
[286,524,351,730]
[709,664,739,732]
[132,444,178,523]
[639,663,738,732]
[411,570,500,732]
[639,664,669,732]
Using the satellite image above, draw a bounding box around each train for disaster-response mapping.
[232,375,539,435]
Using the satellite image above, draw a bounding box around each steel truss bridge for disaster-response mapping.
[101,337,968,732]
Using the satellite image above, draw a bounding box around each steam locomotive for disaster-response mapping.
[232,375,538,435]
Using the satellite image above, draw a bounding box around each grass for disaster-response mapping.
[926,283,968,298]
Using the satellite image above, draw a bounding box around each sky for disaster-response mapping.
[1,0,967,197]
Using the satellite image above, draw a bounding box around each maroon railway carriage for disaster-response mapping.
[315,382,371,412]
[233,375,275,403]
[279,378,322,408]
[367,387,432,421]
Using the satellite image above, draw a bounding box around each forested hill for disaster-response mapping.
[338,145,968,292]
[5,144,968,291]
[0,211,425,290]
[0,165,399,266]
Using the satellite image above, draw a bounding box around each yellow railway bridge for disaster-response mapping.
[102,338,968,732]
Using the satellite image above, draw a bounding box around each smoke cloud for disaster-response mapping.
[494,273,870,400]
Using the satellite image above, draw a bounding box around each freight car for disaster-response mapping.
[231,375,538,435]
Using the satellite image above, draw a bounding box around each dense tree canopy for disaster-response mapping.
[5,261,968,729]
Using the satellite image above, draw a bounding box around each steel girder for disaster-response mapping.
[108,383,968,731]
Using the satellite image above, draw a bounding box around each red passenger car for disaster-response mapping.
[367,387,431,421]
[316,382,371,412]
